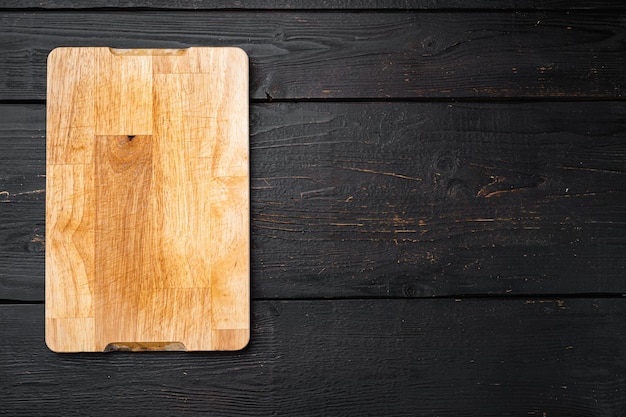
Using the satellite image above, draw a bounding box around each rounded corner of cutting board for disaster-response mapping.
[227,46,249,62]
[47,47,69,67]
[47,47,62,61]
[232,334,251,351]
[225,332,251,352]
[45,331,73,354]
[45,334,61,353]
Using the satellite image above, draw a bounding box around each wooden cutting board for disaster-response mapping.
[45,47,249,352]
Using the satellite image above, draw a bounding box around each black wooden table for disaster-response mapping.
[1,1,625,416]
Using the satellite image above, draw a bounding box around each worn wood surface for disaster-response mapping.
[2,102,625,301]
[1,12,625,100]
[1,1,625,415]
[2,0,625,9]
[2,300,626,416]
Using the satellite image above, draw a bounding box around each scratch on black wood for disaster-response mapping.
[0,189,44,202]
[27,235,45,253]
[300,187,336,199]
[340,166,423,182]
[477,175,545,198]
[252,140,349,150]
[556,165,626,174]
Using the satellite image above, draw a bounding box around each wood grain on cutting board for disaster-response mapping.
[45,47,249,352]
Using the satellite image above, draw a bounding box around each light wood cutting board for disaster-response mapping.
[45,47,249,352]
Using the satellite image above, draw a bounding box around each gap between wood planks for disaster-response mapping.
[3,97,626,106]
[3,3,626,12]
[2,293,625,305]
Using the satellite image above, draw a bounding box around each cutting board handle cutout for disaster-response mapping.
[108,47,189,56]
[104,342,187,352]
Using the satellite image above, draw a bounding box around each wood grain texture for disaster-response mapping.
[0,104,44,301]
[249,101,626,299]
[1,11,625,100]
[1,2,625,414]
[2,300,626,416]
[3,101,625,301]
[1,0,624,9]
[45,47,249,352]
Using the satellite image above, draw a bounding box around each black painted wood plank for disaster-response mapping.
[0,104,44,198]
[250,101,626,298]
[1,0,624,10]
[1,102,624,301]
[2,300,625,416]
[0,104,44,301]
[0,11,625,100]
